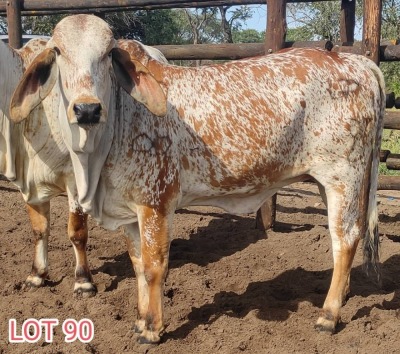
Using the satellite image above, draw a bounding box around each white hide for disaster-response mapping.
[0,38,79,207]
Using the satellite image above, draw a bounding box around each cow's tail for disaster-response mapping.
[362,60,385,283]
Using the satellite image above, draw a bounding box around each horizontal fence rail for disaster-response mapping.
[154,42,400,61]
[0,0,337,15]
[378,176,400,190]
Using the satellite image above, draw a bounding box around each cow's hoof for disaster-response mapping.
[73,282,97,298]
[315,313,336,334]
[24,275,44,289]
[138,335,160,345]
[137,330,161,345]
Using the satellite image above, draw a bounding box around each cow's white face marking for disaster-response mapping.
[47,15,115,154]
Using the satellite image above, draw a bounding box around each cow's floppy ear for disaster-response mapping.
[111,48,167,117]
[10,48,58,123]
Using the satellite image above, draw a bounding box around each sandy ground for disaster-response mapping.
[0,179,399,354]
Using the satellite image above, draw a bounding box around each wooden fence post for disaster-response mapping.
[362,0,382,64]
[256,0,286,232]
[340,0,356,43]
[265,0,287,54]
[6,0,22,49]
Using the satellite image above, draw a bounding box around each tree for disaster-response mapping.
[183,8,218,44]
[286,26,313,41]
[133,10,183,45]
[287,2,342,41]
[286,1,366,41]
[175,6,254,45]
[233,28,264,43]
[381,0,400,39]
[22,14,66,35]
[380,0,400,96]
[0,18,7,34]
[0,14,66,36]
[219,6,253,43]
[104,11,142,40]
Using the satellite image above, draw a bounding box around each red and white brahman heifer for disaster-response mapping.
[10,15,385,344]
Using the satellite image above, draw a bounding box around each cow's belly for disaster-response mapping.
[179,173,310,214]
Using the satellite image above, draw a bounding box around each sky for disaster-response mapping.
[238,4,363,39]
[244,5,267,32]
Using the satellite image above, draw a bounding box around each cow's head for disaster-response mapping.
[9,14,166,153]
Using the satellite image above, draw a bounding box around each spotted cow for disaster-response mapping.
[10,15,385,344]
[0,37,98,296]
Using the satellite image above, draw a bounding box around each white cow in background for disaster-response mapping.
[0,38,96,296]
[10,15,385,344]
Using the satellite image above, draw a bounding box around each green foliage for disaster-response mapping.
[380,62,400,97]
[227,6,253,32]
[179,6,253,44]
[233,29,264,43]
[380,130,400,175]
[382,0,400,39]
[286,26,313,41]
[104,10,183,45]
[287,2,341,41]
[380,1,400,97]
[137,10,183,45]
[287,1,364,41]
[22,15,67,35]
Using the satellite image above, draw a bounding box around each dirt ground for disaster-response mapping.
[0,179,399,354]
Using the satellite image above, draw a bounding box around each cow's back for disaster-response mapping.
[94,48,384,227]
[164,49,383,209]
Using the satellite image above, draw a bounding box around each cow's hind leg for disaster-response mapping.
[68,209,96,297]
[25,202,50,288]
[314,173,369,333]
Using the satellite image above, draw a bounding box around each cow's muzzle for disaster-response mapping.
[73,103,102,125]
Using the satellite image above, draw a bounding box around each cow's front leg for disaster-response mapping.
[68,209,96,297]
[136,206,172,344]
[25,202,50,288]
[124,223,149,335]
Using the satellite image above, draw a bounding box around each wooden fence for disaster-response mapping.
[2,0,400,228]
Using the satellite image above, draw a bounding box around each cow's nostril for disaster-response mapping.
[73,103,83,115]
[93,104,101,117]
[73,103,102,125]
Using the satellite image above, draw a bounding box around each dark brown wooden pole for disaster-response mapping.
[6,0,22,49]
[340,0,355,43]
[256,194,277,231]
[255,0,286,232]
[362,0,382,64]
[265,0,287,54]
